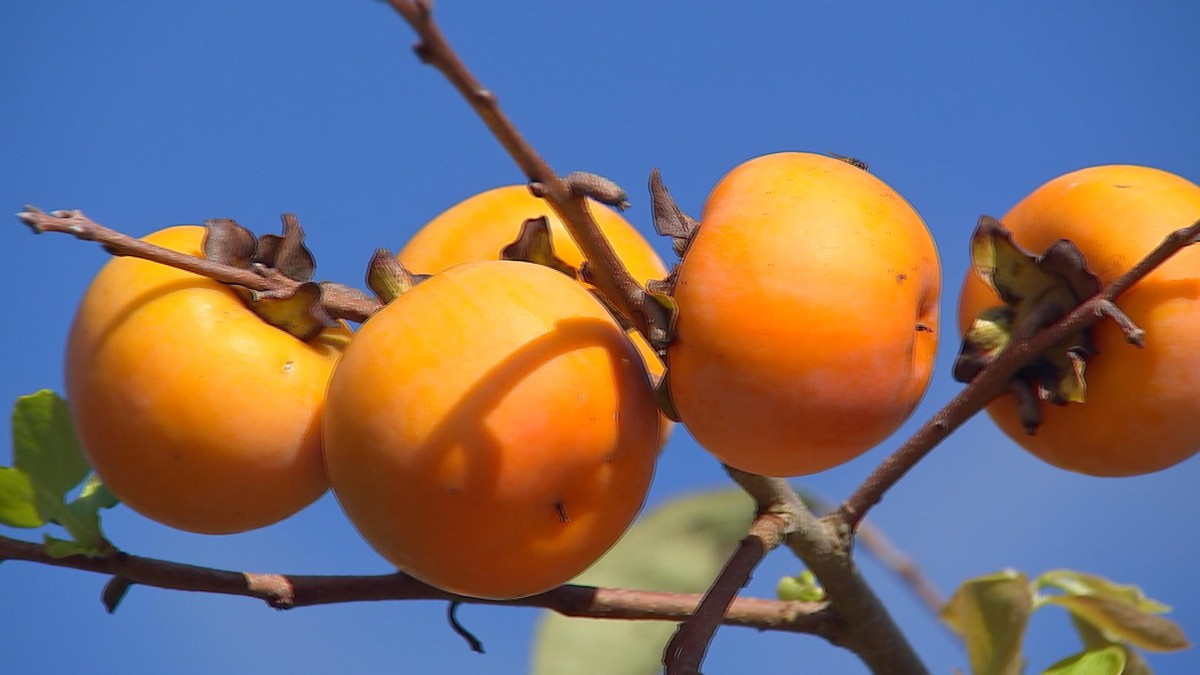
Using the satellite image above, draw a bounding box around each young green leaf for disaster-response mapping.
[12,390,89,504]
[1037,569,1171,614]
[1042,645,1127,675]
[1043,595,1189,653]
[0,466,42,528]
[777,569,826,602]
[6,391,119,557]
[941,569,1034,675]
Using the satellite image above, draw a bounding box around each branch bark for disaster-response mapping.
[18,206,380,323]
[0,533,829,633]
[382,0,671,345]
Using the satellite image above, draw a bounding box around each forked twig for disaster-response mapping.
[18,207,380,323]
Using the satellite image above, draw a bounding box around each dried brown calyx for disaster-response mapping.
[953,215,1102,433]
[202,215,335,341]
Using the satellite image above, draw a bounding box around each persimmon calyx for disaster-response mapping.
[649,169,699,259]
[202,215,334,341]
[366,249,426,304]
[500,217,578,278]
[953,215,1102,432]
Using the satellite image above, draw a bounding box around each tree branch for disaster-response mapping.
[382,0,671,344]
[836,217,1200,531]
[663,468,807,674]
[17,206,380,323]
[0,533,829,633]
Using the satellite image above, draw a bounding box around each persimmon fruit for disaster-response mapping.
[398,183,672,438]
[322,260,661,600]
[667,152,941,476]
[958,164,1200,476]
[65,226,351,534]
[397,184,667,286]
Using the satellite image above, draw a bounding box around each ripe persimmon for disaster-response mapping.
[958,164,1200,476]
[65,226,351,534]
[667,152,941,476]
[323,260,661,600]
[397,184,668,286]
[398,183,673,438]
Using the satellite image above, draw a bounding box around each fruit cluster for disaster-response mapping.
[62,155,1200,599]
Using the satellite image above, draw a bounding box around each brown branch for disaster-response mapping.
[836,217,1200,531]
[0,533,829,633]
[855,519,946,619]
[663,468,807,674]
[382,0,670,343]
[18,206,380,323]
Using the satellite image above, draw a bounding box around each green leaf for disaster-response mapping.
[11,390,89,504]
[1037,570,1171,614]
[7,391,118,556]
[0,466,43,527]
[1044,594,1189,652]
[941,569,1034,675]
[1042,645,1127,675]
[43,534,97,559]
[531,488,755,675]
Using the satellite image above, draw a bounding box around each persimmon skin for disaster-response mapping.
[397,184,668,286]
[958,165,1200,476]
[668,152,941,477]
[65,226,350,534]
[323,260,661,600]
[399,183,673,442]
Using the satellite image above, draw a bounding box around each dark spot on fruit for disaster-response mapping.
[554,501,570,523]
[915,323,933,333]
[895,273,908,284]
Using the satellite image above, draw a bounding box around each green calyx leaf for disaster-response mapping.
[955,216,1101,433]
[3,390,119,557]
[940,568,1034,675]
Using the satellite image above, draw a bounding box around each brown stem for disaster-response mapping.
[18,206,380,323]
[382,0,670,342]
[663,468,806,674]
[0,533,828,633]
[754,476,929,675]
[836,217,1200,530]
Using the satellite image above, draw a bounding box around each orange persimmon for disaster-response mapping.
[65,226,350,534]
[958,164,1200,476]
[667,152,941,476]
[323,260,661,599]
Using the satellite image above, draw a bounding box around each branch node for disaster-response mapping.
[1095,299,1146,346]
[102,576,135,614]
[244,572,296,609]
[565,172,630,211]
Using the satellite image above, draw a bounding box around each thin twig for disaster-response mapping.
[836,218,1200,531]
[382,0,670,342]
[0,533,828,633]
[18,207,380,323]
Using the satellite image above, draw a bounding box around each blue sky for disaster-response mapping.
[3,2,1199,673]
